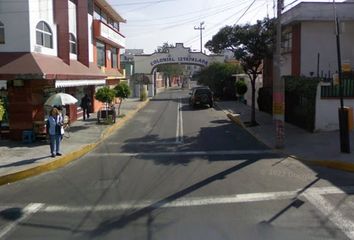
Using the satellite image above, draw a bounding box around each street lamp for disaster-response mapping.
[333,0,350,153]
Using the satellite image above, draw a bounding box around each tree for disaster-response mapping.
[95,87,115,122]
[193,62,242,99]
[114,82,131,116]
[206,18,274,125]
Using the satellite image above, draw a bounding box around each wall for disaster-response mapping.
[29,0,57,56]
[301,21,354,77]
[0,0,31,52]
[315,83,354,131]
[235,74,263,109]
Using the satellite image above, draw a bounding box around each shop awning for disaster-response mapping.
[55,79,106,88]
[0,53,107,80]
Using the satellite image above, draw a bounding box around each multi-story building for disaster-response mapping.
[0,0,126,140]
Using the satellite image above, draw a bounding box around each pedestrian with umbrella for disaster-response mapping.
[46,108,63,157]
[45,93,78,157]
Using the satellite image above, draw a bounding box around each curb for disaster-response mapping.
[217,102,354,173]
[0,99,150,186]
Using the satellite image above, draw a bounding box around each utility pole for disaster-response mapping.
[273,0,284,148]
[333,0,350,153]
[194,22,205,52]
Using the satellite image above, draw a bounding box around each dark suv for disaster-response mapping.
[189,87,214,108]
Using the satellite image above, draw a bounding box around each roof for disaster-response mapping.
[0,53,107,80]
[95,0,126,23]
[282,2,354,25]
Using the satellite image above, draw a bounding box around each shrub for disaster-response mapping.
[235,80,248,96]
[140,89,147,101]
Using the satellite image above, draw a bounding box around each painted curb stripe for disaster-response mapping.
[219,102,354,173]
[0,100,150,186]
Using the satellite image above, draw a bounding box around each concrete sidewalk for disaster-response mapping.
[0,98,149,185]
[216,101,354,171]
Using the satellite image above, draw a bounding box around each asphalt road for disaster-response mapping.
[0,89,354,239]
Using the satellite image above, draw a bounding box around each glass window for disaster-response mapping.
[94,4,101,20]
[114,22,119,31]
[96,41,105,67]
[36,21,52,48]
[111,47,118,68]
[101,12,107,23]
[69,33,77,54]
[0,21,4,44]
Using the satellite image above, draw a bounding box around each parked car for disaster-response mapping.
[189,87,214,108]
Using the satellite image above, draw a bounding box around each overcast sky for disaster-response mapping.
[107,0,340,54]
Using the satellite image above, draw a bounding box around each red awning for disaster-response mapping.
[0,52,107,80]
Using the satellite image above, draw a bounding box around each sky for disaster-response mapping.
[107,0,341,54]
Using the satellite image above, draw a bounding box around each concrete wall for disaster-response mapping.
[235,74,263,109]
[0,0,31,52]
[315,83,354,131]
[281,53,292,76]
[301,21,354,77]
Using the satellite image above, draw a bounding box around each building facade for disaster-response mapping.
[0,0,126,140]
[280,2,354,77]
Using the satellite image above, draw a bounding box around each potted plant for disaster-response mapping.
[235,79,248,103]
[95,87,115,124]
[114,82,131,116]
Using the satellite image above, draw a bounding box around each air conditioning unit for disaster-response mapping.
[34,45,42,53]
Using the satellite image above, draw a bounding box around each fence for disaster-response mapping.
[321,79,354,98]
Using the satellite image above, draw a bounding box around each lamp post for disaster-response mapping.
[194,22,205,53]
[273,0,285,149]
[333,0,350,153]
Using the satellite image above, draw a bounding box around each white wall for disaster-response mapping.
[280,53,292,76]
[235,74,263,109]
[0,0,31,52]
[28,0,57,56]
[301,21,354,77]
[315,83,354,131]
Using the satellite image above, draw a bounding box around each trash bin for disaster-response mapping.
[344,107,353,131]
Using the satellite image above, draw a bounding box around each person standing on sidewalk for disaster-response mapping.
[80,94,91,120]
[47,108,63,158]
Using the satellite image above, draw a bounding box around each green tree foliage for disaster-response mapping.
[95,87,115,107]
[0,99,5,121]
[114,82,131,116]
[205,18,274,125]
[235,79,248,96]
[193,62,242,99]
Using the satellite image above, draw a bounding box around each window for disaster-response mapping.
[96,41,105,67]
[111,47,118,68]
[36,21,52,48]
[69,33,77,54]
[281,31,292,54]
[0,21,4,44]
[94,4,101,20]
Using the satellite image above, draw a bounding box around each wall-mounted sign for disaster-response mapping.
[150,56,208,67]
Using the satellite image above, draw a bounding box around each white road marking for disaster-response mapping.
[108,142,181,146]
[90,149,275,157]
[1,187,354,239]
[0,203,43,239]
[176,97,184,143]
[304,191,354,240]
[0,186,351,214]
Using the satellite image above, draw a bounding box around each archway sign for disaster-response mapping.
[133,43,224,96]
